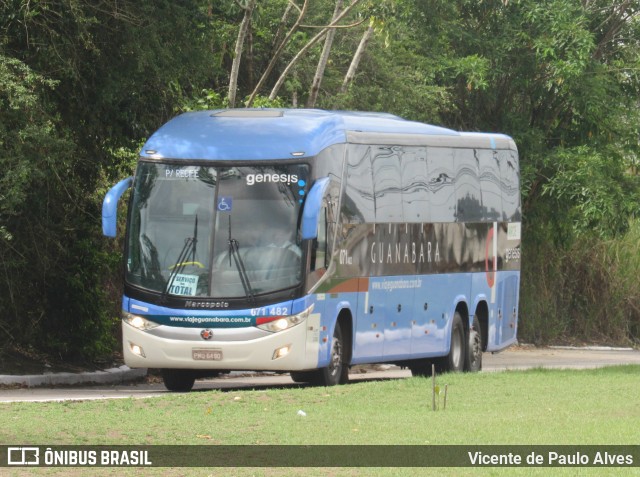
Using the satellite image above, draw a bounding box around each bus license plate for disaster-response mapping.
[192,349,223,361]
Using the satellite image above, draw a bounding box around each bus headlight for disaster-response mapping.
[256,305,313,333]
[122,312,160,331]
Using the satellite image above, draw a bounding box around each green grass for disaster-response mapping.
[1,366,639,476]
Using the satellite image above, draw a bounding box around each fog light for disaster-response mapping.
[272,345,291,360]
[129,342,146,358]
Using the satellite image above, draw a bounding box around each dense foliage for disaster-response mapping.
[1,0,638,359]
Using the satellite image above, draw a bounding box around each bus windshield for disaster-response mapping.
[125,162,309,299]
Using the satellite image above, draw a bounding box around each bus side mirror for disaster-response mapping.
[300,177,330,240]
[102,177,133,237]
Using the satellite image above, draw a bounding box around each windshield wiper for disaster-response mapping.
[227,216,255,303]
[163,215,198,300]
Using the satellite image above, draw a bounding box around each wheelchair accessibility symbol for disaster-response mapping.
[217,196,232,212]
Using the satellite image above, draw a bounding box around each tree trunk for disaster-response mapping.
[341,23,374,94]
[306,0,344,108]
[270,2,294,59]
[247,26,254,90]
[591,1,632,61]
[246,1,309,107]
[269,0,362,102]
[228,0,257,108]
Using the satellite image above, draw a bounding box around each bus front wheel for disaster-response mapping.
[161,369,196,392]
[315,323,349,386]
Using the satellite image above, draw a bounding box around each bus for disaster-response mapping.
[102,109,521,391]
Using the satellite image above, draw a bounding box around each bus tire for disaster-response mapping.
[464,315,482,372]
[439,312,465,373]
[161,369,196,392]
[315,323,349,386]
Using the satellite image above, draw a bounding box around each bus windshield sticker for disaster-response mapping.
[165,167,199,179]
[217,196,233,212]
[507,222,521,241]
[167,274,199,296]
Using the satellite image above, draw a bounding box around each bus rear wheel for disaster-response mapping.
[438,312,465,373]
[464,315,482,372]
[161,369,196,392]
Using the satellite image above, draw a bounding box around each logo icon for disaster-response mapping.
[8,447,40,466]
[217,197,232,212]
[200,329,214,340]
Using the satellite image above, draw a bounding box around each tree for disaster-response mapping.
[246,0,310,107]
[267,0,363,100]
[307,0,345,108]
[0,0,215,359]
[405,0,640,343]
[340,20,374,93]
[228,0,257,107]
[404,0,639,225]
[2,0,639,359]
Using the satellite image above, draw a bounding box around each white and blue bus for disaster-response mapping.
[103,109,521,391]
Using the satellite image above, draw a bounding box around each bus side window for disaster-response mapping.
[454,148,482,222]
[344,145,375,223]
[427,147,457,222]
[478,149,502,221]
[312,206,328,271]
[372,146,403,222]
[499,150,521,221]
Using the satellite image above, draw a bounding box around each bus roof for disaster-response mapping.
[140,109,513,161]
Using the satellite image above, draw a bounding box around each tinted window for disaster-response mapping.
[454,148,482,221]
[126,163,308,299]
[499,150,521,220]
[372,146,403,222]
[126,164,216,295]
[427,147,456,222]
[402,147,429,222]
[343,145,375,223]
[478,149,502,221]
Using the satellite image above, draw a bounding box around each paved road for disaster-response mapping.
[1,346,639,403]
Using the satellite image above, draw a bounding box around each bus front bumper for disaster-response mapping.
[122,318,321,371]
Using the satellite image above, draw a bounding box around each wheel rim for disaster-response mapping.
[470,330,481,363]
[452,326,463,369]
[329,334,342,377]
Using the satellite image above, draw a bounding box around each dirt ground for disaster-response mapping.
[0,345,122,375]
